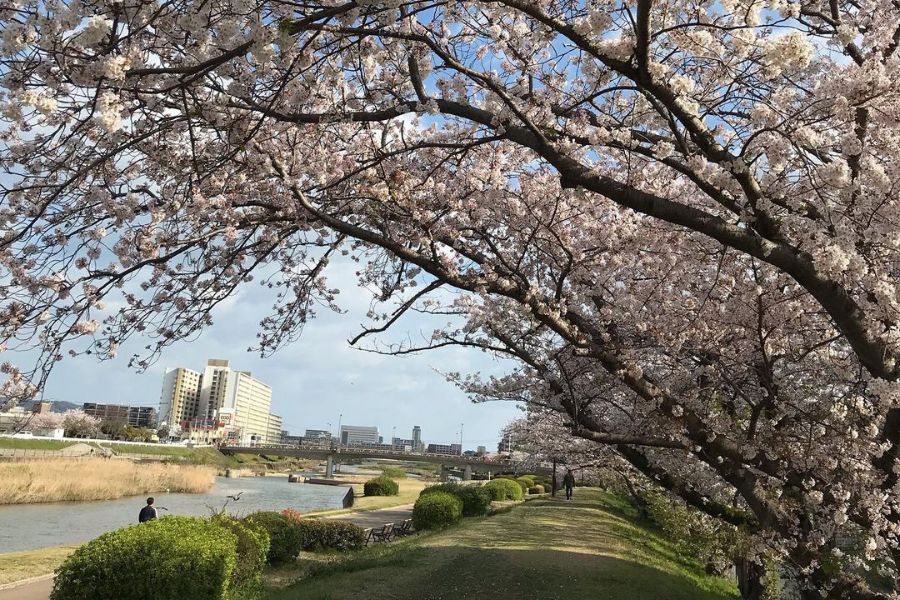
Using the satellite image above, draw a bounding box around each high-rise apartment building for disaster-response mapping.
[158,367,202,427]
[340,425,379,445]
[159,360,282,445]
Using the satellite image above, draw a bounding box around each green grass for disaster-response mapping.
[0,545,78,585]
[0,438,74,451]
[265,488,739,600]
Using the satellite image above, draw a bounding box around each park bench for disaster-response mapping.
[370,522,394,544]
[391,519,414,538]
[362,527,374,547]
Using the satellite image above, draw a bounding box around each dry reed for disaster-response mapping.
[0,459,216,504]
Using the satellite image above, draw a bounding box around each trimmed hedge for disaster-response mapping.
[52,516,239,600]
[528,484,545,494]
[412,491,463,530]
[294,519,367,552]
[212,516,269,598]
[364,476,400,496]
[420,483,492,517]
[484,478,524,501]
[245,511,302,565]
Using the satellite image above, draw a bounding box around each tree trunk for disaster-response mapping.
[735,557,766,600]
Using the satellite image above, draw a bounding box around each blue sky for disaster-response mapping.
[31,256,521,451]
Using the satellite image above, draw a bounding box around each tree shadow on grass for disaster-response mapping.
[266,546,739,600]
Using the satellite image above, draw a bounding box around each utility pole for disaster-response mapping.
[459,423,464,449]
[337,413,343,445]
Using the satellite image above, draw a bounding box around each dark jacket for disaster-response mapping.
[139,505,157,523]
[563,473,576,488]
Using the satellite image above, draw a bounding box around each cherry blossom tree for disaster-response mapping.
[1,1,900,597]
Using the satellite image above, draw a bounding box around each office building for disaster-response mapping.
[392,437,414,447]
[266,414,283,446]
[340,424,379,445]
[83,403,158,428]
[412,425,423,452]
[476,445,487,455]
[427,443,462,456]
[304,429,332,440]
[158,367,202,427]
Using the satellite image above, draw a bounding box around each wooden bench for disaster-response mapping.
[392,519,414,538]
[370,522,394,544]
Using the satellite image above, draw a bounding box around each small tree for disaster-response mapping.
[61,411,101,438]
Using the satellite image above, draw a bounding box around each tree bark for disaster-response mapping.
[735,557,766,600]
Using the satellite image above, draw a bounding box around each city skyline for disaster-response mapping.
[26,260,519,449]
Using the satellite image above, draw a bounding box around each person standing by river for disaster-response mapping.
[138,497,157,523]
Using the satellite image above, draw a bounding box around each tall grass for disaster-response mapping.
[0,459,216,504]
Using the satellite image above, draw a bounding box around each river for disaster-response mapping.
[0,475,349,553]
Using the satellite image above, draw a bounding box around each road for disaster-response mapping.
[0,504,415,600]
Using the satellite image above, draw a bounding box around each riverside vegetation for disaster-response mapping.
[0,459,216,504]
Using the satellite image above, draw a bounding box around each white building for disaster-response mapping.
[340,424,379,445]
[160,359,283,445]
[157,367,202,428]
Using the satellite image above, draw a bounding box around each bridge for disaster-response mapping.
[219,445,551,479]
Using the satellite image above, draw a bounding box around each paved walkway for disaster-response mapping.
[0,505,415,600]
[328,504,414,528]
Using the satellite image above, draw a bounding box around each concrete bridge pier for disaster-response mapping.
[463,465,472,481]
[439,465,449,482]
[325,454,334,478]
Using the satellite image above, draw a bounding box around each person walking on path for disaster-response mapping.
[138,497,157,523]
[563,470,576,500]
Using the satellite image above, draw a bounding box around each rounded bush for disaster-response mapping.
[528,484,545,495]
[52,516,238,600]
[514,477,533,491]
[211,516,269,598]
[294,519,367,552]
[420,483,492,517]
[245,511,302,565]
[483,478,524,501]
[364,476,400,496]
[412,491,463,530]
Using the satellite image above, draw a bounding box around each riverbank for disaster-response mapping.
[266,489,740,600]
[304,478,429,518]
[0,459,216,504]
[0,546,77,587]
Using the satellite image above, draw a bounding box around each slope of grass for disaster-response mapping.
[0,545,78,586]
[0,438,74,451]
[266,488,739,600]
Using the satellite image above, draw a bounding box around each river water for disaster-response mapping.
[0,476,349,553]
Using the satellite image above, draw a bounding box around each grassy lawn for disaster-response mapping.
[0,545,77,586]
[304,479,429,518]
[0,438,74,451]
[266,489,739,600]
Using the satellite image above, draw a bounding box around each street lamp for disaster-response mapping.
[337,413,343,445]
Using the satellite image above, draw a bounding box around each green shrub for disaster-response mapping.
[364,476,400,496]
[294,519,367,552]
[381,466,407,479]
[211,516,269,598]
[514,477,533,491]
[528,485,545,494]
[420,483,492,517]
[483,478,524,501]
[52,517,237,600]
[412,491,463,530]
[245,511,301,565]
